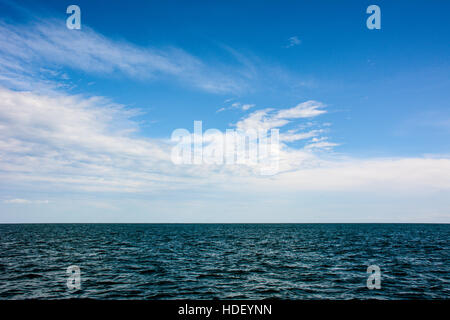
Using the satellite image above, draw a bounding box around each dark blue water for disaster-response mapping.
[0,224,448,299]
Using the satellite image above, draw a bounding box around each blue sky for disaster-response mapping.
[0,0,449,222]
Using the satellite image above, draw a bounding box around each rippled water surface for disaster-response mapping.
[0,224,448,299]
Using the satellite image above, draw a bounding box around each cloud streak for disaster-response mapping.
[0,20,248,93]
[3,198,49,204]
[216,102,255,113]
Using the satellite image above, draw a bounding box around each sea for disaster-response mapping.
[0,223,448,299]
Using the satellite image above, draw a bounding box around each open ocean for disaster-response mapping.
[0,223,448,299]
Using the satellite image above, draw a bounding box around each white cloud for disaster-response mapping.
[3,198,49,204]
[285,36,301,48]
[304,141,339,149]
[0,87,177,193]
[0,20,247,93]
[3,199,31,204]
[241,104,255,111]
[216,102,255,113]
[275,101,326,119]
[280,129,323,142]
[235,101,327,132]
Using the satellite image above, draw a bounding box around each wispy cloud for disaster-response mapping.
[234,101,327,132]
[0,87,174,193]
[285,36,301,48]
[3,198,49,204]
[0,20,248,93]
[304,140,339,150]
[216,102,255,113]
[0,12,316,96]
